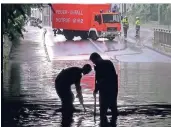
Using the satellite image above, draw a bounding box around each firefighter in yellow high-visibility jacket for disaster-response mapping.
[122,16,129,38]
[135,17,140,37]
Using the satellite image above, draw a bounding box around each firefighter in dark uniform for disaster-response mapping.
[55,64,92,112]
[135,17,140,37]
[89,52,118,126]
[122,16,129,38]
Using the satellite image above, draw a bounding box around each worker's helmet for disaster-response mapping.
[124,16,128,19]
[136,17,139,19]
[82,64,92,75]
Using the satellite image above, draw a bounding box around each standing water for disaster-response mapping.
[2,26,171,127]
[3,60,171,127]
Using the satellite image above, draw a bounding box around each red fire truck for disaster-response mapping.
[52,4,121,41]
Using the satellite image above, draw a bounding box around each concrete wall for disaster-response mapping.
[31,8,42,19]
[3,35,12,72]
[42,5,52,27]
[30,6,52,27]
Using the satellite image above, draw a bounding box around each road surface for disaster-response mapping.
[3,26,171,127]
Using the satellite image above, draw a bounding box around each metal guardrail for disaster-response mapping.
[154,28,171,47]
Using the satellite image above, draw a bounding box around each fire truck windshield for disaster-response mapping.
[102,14,120,23]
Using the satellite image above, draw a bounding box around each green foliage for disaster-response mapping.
[163,4,171,25]
[127,4,171,25]
[2,4,43,42]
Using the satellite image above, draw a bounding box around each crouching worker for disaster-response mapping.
[55,64,92,112]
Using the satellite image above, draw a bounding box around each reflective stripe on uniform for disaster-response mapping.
[122,18,129,25]
[136,20,140,26]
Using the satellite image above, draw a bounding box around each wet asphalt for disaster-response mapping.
[2,26,171,127]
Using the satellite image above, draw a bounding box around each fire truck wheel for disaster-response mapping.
[65,34,74,40]
[90,31,98,41]
[63,30,74,40]
[107,37,115,41]
[81,33,88,40]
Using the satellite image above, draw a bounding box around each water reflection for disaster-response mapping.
[118,62,171,105]
[3,60,171,127]
[99,116,117,127]
[9,63,21,97]
[75,116,85,127]
[3,62,21,99]
[59,111,117,127]
[60,111,74,127]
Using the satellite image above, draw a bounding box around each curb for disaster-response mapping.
[127,36,171,58]
[144,45,171,58]
[88,38,104,53]
[128,36,171,58]
[128,27,171,58]
[89,37,146,62]
[43,28,51,62]
[88,38,119,62]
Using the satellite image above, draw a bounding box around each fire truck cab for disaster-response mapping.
[89,10,121,41]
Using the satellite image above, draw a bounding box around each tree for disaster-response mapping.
[127,4,171,26]
[164,5,171,27]
[2,4,45,41]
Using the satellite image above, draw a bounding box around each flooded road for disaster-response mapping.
[3,26,171,127]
